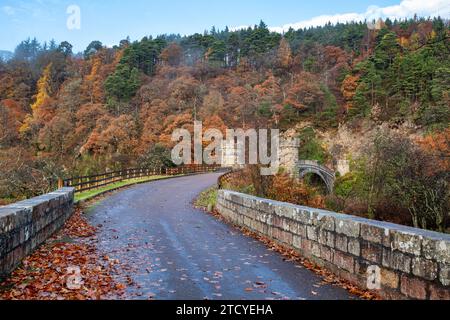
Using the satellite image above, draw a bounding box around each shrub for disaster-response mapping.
[360,131,449,232]
[298,127,331,165]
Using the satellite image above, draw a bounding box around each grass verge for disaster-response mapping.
[75,175,172,203]
[194,186,218,212]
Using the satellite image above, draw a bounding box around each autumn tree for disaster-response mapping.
[227,85,257,127]
[284,72,325,114]
[37,112,74,161]
[20,63,54,135]
[341,74,359,112]
[254,73,283,124]
[81,115,139,167]
[139,143,175,169]
[84,53,107,103]
[276,38,293,72]
[160,43,183,67]
[32,63,53,112]
[167,75,201,114]
[139,99,168,152]
[200,90,224,119]
[0,99,25,146]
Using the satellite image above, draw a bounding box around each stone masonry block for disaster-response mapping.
[0,207,32,234]
[0,235,6,257]
[333,250,355,273]
[440,264,450,286]
[272,216,283,229]
[310,242,321,257]
[258,201,275,215]
[400,275,427,300]
[280,230,293,245]
[281,219,291,233]
[391,231,422,256]
[306,226,318,241]
[361,224,384,244]
[230,193,244,206]
[382,228,393,248]
[335,219,360,238]
[429,284,450,300]
[335,234,348,253]
[274,205,295,219]
[301,238,312,254]
[412,257,438,281]
[293,208,312,225]
[296,224,307,238]
[320,245,334,262]
[287,220,300,234]
[293,236,302,249]
[422,238,450,264]
[382,248,411,273]
[348,238,361,256]
[266,215,273,226]
[361,242,382,264]
[354,259,369,276]
[311,212,335,231]
[318,230,335,248]
[380,268,400,289]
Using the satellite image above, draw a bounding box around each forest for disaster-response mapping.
[0,17,449,231]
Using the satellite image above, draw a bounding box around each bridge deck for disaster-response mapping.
[86,173,355,300]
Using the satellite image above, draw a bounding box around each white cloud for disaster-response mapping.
[232,0,450,33]
[2,6,15,16]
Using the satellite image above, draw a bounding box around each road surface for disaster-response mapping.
[87,173,357,300]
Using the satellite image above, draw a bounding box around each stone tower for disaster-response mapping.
[278,136,300,176]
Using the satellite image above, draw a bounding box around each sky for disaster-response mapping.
[0,0,449,52]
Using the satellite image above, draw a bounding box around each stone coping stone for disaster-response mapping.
[0,188,75,232]
[220,190,450,242]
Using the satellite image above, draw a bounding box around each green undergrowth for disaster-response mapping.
[195,186,218,211]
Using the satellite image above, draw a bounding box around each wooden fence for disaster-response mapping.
[217,169,244,189]
[60,165,221,193]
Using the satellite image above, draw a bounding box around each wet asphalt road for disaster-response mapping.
[87,173,357,300]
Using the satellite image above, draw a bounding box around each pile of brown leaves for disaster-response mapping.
[0,209,125,300]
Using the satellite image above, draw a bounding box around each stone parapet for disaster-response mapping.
[0,188,75,279]
[217,190,450,300]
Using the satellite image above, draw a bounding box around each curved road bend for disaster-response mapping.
[87,173,357,300]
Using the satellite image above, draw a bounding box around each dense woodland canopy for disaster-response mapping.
[0,18,449,228]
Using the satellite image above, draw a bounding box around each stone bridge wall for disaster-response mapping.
[0,188,75,279]
[217,190,450,300]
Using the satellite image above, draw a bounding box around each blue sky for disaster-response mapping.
[0,0,448,52]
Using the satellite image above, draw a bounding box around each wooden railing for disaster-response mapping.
[60,164,221,193]
[218,168,243,189]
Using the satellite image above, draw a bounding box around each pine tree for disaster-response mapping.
[105,64,141,106]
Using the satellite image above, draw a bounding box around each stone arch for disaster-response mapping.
[297,161,335,194]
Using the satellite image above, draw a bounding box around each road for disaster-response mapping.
[87,173,357,300]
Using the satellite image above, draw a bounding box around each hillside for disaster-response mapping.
[0,18,449,230]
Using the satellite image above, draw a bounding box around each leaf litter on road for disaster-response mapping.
[0,209,127,300]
